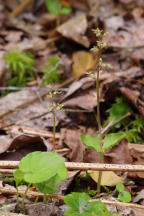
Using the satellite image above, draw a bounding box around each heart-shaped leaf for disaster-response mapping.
[19,151,68,183]
[80,134,101,152]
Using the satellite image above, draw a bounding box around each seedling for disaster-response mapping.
[14,151,68,210]
[48,86,63,150]
[81,29,125,194]
[4,50,35,88]
[116,183,131,203]
[45,0,72,26]
[64,192,119,216]
[42,56,61,85]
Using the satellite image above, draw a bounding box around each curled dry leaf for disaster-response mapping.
[72,51,95,78]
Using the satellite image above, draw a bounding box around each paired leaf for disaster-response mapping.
[116,183,131,203]
[81,132,125,153]
[64,192,90,214]
[80,134,101,152]
[102,132,126,152]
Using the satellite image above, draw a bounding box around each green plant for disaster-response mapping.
[107,97,144,143]
[64,192,119,216]
[48,86,63,150]
[42,56,61,85]
[14,151,68,210]
[81,29,125,194]
[116,183,131,203]
[45,0,71,26]
[4,50,35,88]
[107,97,131,128]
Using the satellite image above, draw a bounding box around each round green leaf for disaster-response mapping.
[116,183,124,193]
[35,174,61,194]
[118,191,131,203]
[19,151,67,183]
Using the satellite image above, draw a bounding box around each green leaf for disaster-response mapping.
[116,183,124,193]
[118,191,131,203]
[64,192,90,214]
[14,169,24,186]
[85,201,113,216]
[102,132,125,152]
[80,134,101,152]
[19,151,68,183]
[35,174,61,194]
[45,0,62,15]
[108,97,130,123]
[60,6,72,14]
[42,56,60,84]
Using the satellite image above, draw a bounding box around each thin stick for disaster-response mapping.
[0,161,144,172]
[0,186,64,200]
[101,112,131,135]
[10,0,33,18]
[6,126,60,139]
[0,211,27,216]
[91,199,144,210]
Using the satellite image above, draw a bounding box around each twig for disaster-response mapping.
[0,211,27,216]
[0,161,144,172]
[10,0,34,18]
[91,199,144,210]
[101,112,131,135]
[0,186,64,200]
[6,125,60,138]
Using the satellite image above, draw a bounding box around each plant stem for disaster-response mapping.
[16,185,19,212]
[56,15,60,27]
[51,93,56,150]
[96,49,104,194]
[21,183,31,212]
[43,194,48,204]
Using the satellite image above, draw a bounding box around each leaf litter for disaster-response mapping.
[0,0,144,215]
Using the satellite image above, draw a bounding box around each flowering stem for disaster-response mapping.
[51,92,56,151]
[95,49,104,194]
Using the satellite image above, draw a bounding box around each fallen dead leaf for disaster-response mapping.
[57,14,89,47]
[72,51,95,78]
[88,170,124,186]
[60,128,86,162]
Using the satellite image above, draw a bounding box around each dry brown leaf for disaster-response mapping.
[60,128,86,162]
[72,51,95,78]
[57,15,89,47]
[64,88,98,110]
[88,170,124,186]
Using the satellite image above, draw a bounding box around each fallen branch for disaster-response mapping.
[10,0,33,18]
[0,161,144,172]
